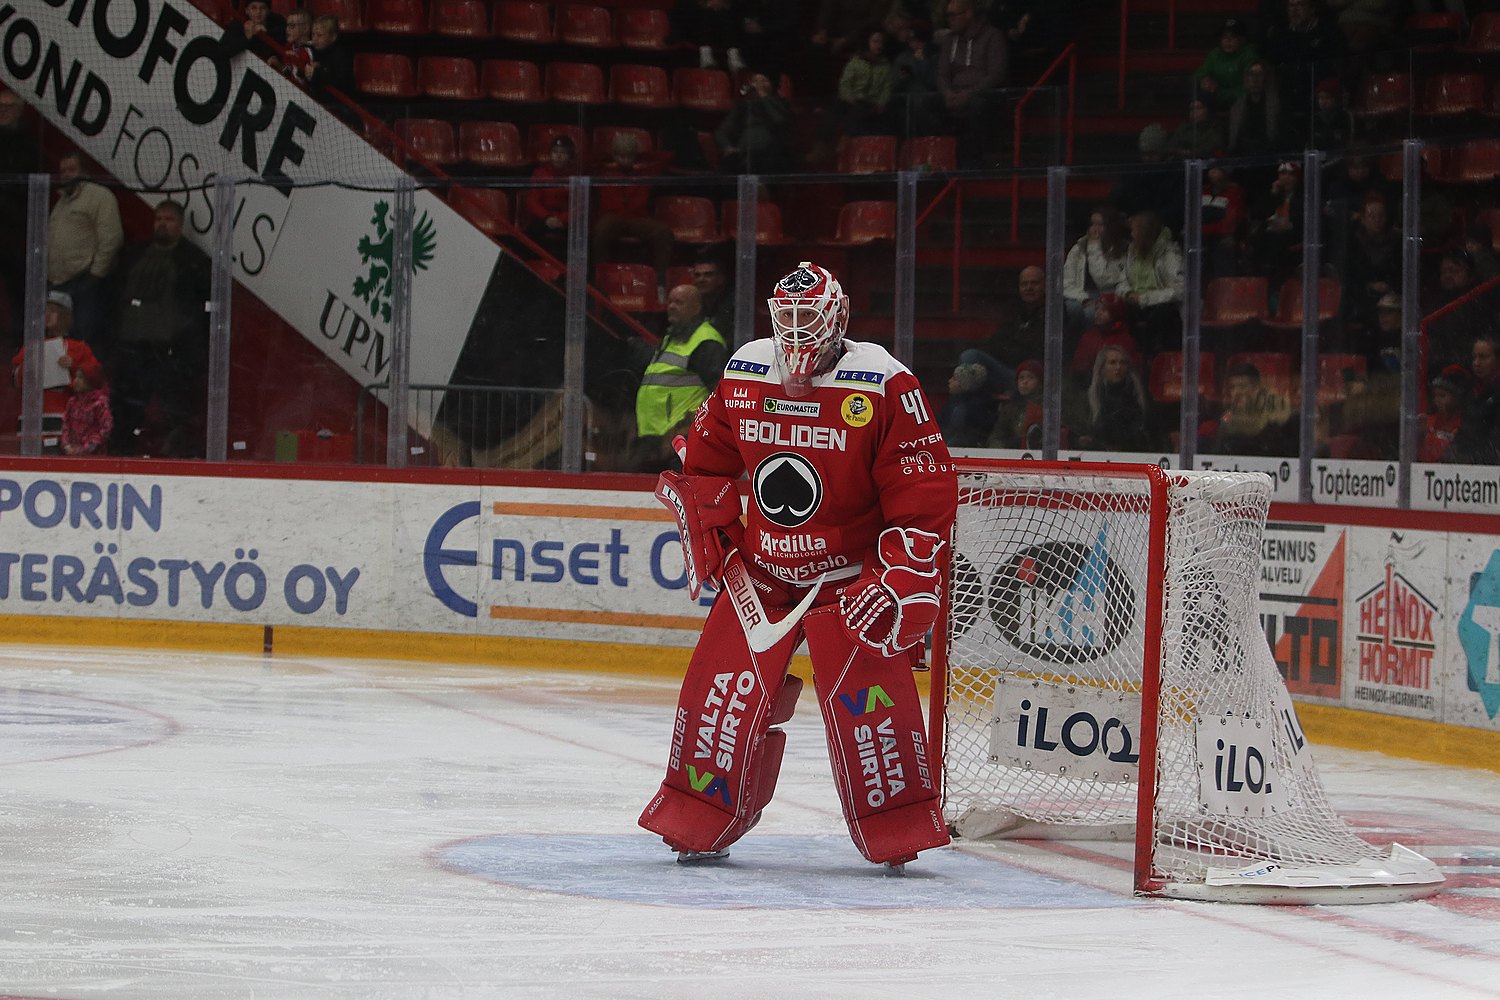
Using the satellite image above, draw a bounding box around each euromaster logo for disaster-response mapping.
[355,200,437,323]
[1458,550,1500,719]
[763,398,821,418]
[841,393,873,427]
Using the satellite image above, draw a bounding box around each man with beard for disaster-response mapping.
[47,151,122,349]
[631,284,728,471]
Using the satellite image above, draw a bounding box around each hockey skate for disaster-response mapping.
[676,849,731,864]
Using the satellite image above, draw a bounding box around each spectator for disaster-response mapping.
[1261,0,1345,134]
[48,151,122,349]
[1201,164,1248,277]
[1452,334,1500,464]
[591,133,674,301]
[1427,250,1485,369]
[1122,210,1185,354]
[938,361,998,447]
[61,366,111,457]
[1324,155,1397,278]
[1211,361,1294,455]
[716,71,797,174]
[631,284,729,471]
[303,15,356,113]
[1326,0,1395,53]
[1111,124,1187,233]
[690,253,736,341]
[1351,291,1402,374]
[9,291,102,453]
[274,7,314,82]
[1193,18,1260,112]
[815,29,896,159]
[1061,206,1131,333]
[1077,345,1154,452]
[677,0,748,74]
[893,24,943,137]
[523,136,579,259]
[938,0,1008,168]
[961,264,1045,393]
[1420,364,1468,462]
[1227,60,1285,160]
[1464,221,1500,282]
[1342,194,1399,333]
[1166,99,1226,159]
[0,87,40,341]
[1246,160,1304,291]
[988,358,1043,449]
[1070,293,1142,384]
[108,200,212,458]
[1308,78,1352,149]
[220,0,285,59]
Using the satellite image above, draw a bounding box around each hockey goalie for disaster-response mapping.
[639,262,957,869]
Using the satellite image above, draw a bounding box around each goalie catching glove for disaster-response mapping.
[839,527,945,657]
[656,471,743,600]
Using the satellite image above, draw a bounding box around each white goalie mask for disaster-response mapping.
[767,262,849,397]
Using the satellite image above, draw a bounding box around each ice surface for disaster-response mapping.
[0,645,1497,999]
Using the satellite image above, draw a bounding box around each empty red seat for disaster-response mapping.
[1264,277,1341,330]
[452,187,511,238]
[592,126,654,158]
[1457,12,1500,53]
[611,64,673,108]
[839,134,898,174]
[430,0,490,36]
[1439,139,1500,183]
[1201,276,1269,328]
[617,7,670,49]
[1353,72,1410,117]
[674,68,733,112]
[654,196,720,243]
[1420,72,1485,116]
[1226,352,1296,399]
[393,118,458,165]
[308,0,365,32]
[821,201,896,245]
[1316,353,1368,405]
[354,53,417,97]
[546,62,607,104]
[367,0,425,34]
[721,200,793,245]
[460,121,527,168]
[528,124,588,163]
[1148,351,1216,404]
[558,4,614,46]
[494,1,553,42]
[418,56,480,99]
[481,60,543,102]
[596,263,664,312]
[1406,11,1463,33]
[901,135,957,172]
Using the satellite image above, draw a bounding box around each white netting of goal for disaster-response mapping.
[938,461,1443,903]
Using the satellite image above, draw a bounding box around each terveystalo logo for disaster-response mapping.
[355,200,437,322]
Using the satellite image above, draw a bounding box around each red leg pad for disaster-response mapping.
[638,594,802,853]
[804,611,950,865]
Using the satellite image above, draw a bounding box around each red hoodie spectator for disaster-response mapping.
[1070,293,1142,380]
[9,290,102,452]
[1420,365,1468,463]
[523,136,578,255]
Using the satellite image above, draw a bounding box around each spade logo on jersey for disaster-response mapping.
[753,453,823,528]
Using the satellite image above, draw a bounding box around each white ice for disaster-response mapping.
[0,645,1498,999]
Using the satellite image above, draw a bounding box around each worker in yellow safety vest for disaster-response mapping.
[633,283,729,470]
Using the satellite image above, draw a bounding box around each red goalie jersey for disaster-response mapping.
[684,338,957,590]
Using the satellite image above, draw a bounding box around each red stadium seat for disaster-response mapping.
[1264,277,1341,331]
[1478,208,1500,249]
[617,8,670,50]
[460,121,528,168]
[546,62,608,104]
[838,135,898,174]
[1406,12,1463,34]
[451,187,512,238]
[393,118,459,166]
[1353,72,1410,117]
[592,126,654,158]
[528,124,588,163]
[821,201,897,245]
[654,196,720,243]
[1316,353,1367,405]
[367,0,426,34]
[558,4,615,47]
[1420,73,1485,116]
[1227,352,1296,400]
[721,200,793,245]
[418,57,480,99]
[901,135,957,172]
[270,0,300,14]
[1148,352,1216,404]
[308,0,365,32]
[611,64,674,109]
[430,0,490,37]
[1438,139,1500,183]
[1201,276,1269,328]
[354,53,417,98]
[494,1,554,42]
[595,263,664,312]
[482,60,543,102]
[1457,12,1500,54]
[674,68,733,112]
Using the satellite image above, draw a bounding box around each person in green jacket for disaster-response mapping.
[632,285,729,471]
[814,29,896,159]
[1193,18,1259,112]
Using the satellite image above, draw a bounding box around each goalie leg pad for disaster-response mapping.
[638,594,802,854]
[804,611,949,866]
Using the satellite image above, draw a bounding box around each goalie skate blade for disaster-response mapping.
[881,861,907,876]
[676,849,731,864]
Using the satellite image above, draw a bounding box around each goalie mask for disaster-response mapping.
[767,262,849,397]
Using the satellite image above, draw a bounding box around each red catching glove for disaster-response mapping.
[839,527,945,657]
[656,470,744,600]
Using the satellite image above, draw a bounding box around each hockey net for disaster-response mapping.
[934,460,1442,902]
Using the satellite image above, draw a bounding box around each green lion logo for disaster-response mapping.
[353,199,437,323]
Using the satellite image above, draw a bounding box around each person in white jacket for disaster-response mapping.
[1061,207,1132,333]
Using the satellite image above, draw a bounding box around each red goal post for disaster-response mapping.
[930,458,1443,903]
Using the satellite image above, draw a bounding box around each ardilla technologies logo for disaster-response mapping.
[355,200,437,323]
[1457,550,1500,719]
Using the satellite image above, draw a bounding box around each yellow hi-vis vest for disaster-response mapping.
[636,320,726,437]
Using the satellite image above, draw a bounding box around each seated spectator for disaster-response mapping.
[1122,210,1185,354]
[1349,291,1402,374]
[303,16,355,114]
[1077,345,1154,452]
[1261,0,1345,139]
[1111,124,1186,233]
[221,0,285,59]
[591,134,674,300]
[817,29,896,155]
[1226,59,1283,165]
[1070,294,1142,384]
[1420,364,1469,462]
[62,366,111,457]
[960,264,1044,393]
[1326,0,1395,53]
[691,252,735,341]
[1427,250,1486,369]
[1166,99,1226,159]
[893,24,943,137]
[1061,206,1130,333]
[630,284,728,471]
[1464,221,1500,283]
[523,136,579,259]
[273,7,313,82]
[1247,160,1303,292]
[1342,194,1399,333]
[938,362,998,447]
[1201,164,1247,278]
[938,0,1008,168]
[1193,18,1259,112]
[988,358,1043,449]
[716,72,797,174]
[1211,361,1294,455]
[677,0,748,74]
[1308,78,1352,150]
[9,291,102,454]
[1451,334,1500,465]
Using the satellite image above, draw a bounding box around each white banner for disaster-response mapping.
[1308,459,1400,508]
[1411,463,1500,514]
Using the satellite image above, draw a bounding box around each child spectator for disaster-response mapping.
[1308,78,1353,150]
[1193,18,1258,112]
[1167,99,1226,159]
[61,367,111,456]
[989,358,1043,449]
[1078,345,1154,452]
[9,291,102,453]
[1070,293,1142,384]
[524,136,579,258]
[1420,365,1468,463]
[1201,165,1247,277]
[938,361,998,448]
